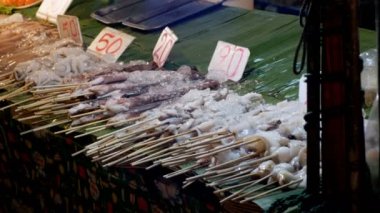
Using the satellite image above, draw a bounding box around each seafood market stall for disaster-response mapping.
[0,0,377,212]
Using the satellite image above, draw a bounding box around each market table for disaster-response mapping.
[0,0,376,212]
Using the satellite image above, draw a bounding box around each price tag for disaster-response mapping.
[207,41,250,82]
[36,0,73,24]
[57,15,83,45]
[87,27,135,63]
[152,27,178,68]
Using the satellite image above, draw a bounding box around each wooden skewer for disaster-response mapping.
[185,132,234,147]
[178,129,230,146]
[145,162,161,170]
[195,138,260,160]
[207,152,259,171]
[0,82,21,90]
[163,164,201,179]
[240,179,303,203]
[0,97,34,111]
[70,108,105,119]
[216,154,277,174]
[185,171,218,182]
[131,149,183,166]
[54,118,109,134]
[0,82,32,100]
[96,117,158,140]
[17,115,42,122]
[182,180,196,189]
[20,119,72,135]
[214,180,257,194]
[74,126,107,138]
[100,115,146,129]
[205,168,245,181]
[231,175,273,201]
[33,83,88,89]
[220,177,274,204]
[207,169,253,187]
[127,130,194,158]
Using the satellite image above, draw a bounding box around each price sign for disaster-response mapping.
[207,41,250,82]
[57,15,83,45]
[87,27,135,63]
[152,27,178,68]
[36,0,73,24]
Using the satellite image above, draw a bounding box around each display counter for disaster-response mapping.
[0,0,376,212]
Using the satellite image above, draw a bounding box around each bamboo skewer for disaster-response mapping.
[163,164,201,179]
[240,179,303,203]
[96,117,158,140]
[20,119,72,135]
[195,138,261,160]
[207,169,252,187]
[54,118,109,134]
[70,108,105,119]
[232,177,274,201]
[0,97,34,111]
[206,152,259,171]
[220,176,274,204]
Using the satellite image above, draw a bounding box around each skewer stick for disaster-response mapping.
[145,162,161,170]
[178,129,230,146]
[74,126,107,138]
[214,180,257,194]
[0,82,32,100]
[17,115,42,122]
[33,83,88,89]
[54,118,109,134]
[131,149,183,166]
[207,169,252,187]
[217,154,277,174]
[195,138,260,159]
[163,164,200,179]
[231,175,273,201]
[0,97,34,111]
[70,109,105,119]
[20,119,72,135]
[185,171,218,182]
[127,130,194,158]
[220,177,274,204]
[207,152,259,171]
[105,115,146,127]
[240,179,303,203]
[96,117,158,140]
[185,133,234,148]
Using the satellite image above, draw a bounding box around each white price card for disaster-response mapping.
[152,27,178,68]
[207,41,250,82]
[87,27,135,63]
[57,15,83,45]
[36,0,73,24]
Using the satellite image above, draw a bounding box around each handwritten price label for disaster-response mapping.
[208,41,250,82]
[152,27,178,68]
[36,0,73,24]
[87,27,135,63]
[57,15,83,45]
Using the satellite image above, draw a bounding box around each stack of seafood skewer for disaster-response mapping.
[0,17,307,204]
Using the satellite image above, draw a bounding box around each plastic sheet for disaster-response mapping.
[360,49,378,106]
[365,95,379,192]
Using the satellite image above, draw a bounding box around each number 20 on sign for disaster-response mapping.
[208,41,250,82]
[57,15,82,45]
[153,27,178,68]
[88,27,135,63]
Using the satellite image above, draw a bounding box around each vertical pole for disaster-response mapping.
[304,0,321,194]
[321,0,369,211]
